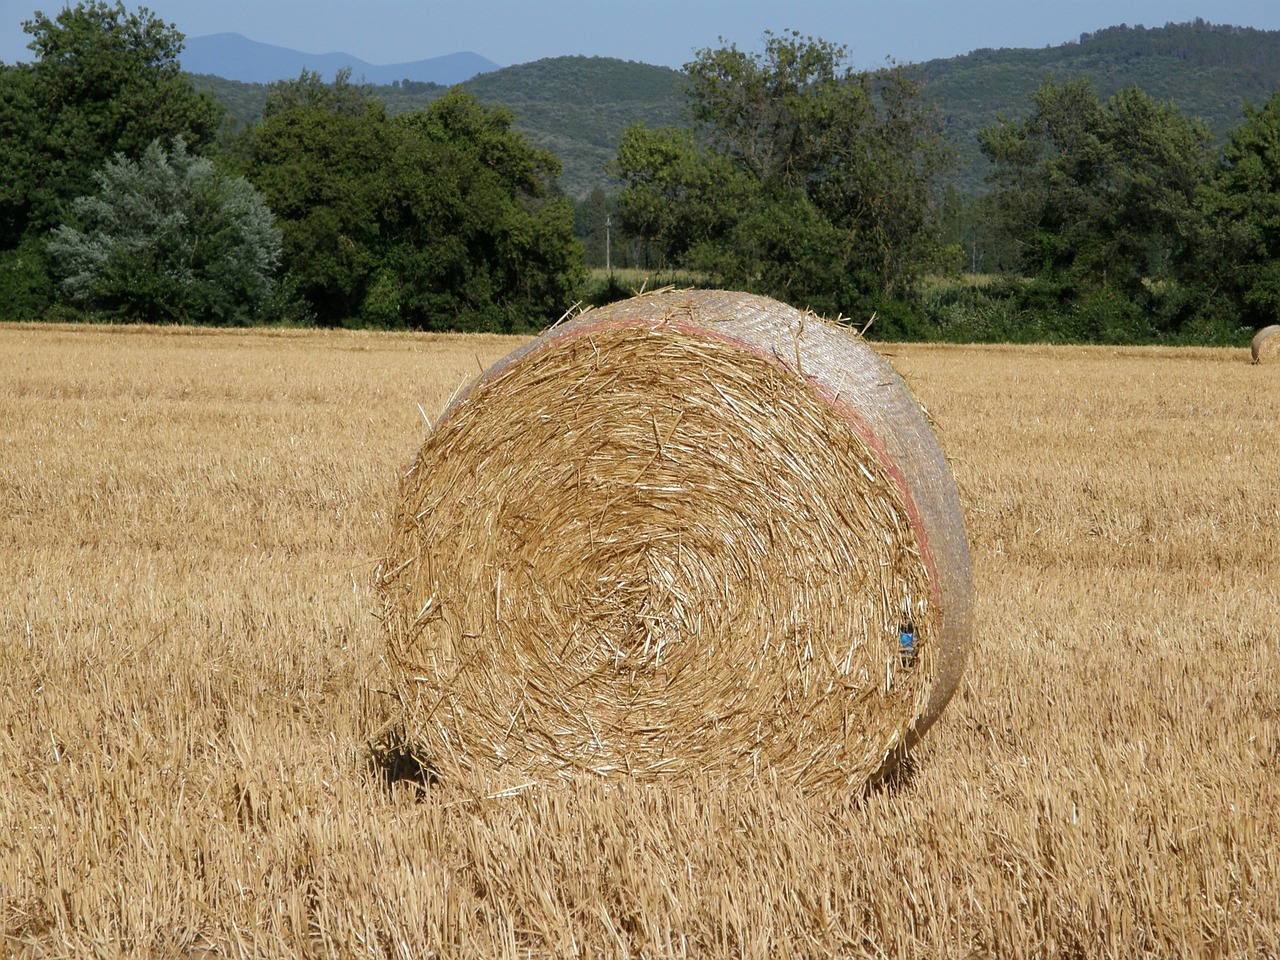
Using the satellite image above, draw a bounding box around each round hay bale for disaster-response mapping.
[378,289,972,798]
[1251,324,1280,364]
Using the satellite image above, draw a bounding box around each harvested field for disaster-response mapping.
[2,324,1277,959]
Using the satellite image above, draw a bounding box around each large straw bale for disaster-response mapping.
[378,289,972,799]
[1251,324,1280,364]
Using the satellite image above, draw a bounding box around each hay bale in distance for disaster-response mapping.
[378,289,973,799]
[1252,324,1280,364]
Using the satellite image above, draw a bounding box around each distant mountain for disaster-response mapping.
[180,32,499,85]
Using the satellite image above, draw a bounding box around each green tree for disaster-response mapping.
[384,89,586,331]
[261,66,376,118]
[239,71,391,324]
[980,78,1214,295]
[934,186,1017,275]
[611,31,949,321]
[242,76,586,330]
[976,78,1225,342]
[576,186,611,268]
[46,137,282,324]
[1197,92,1280,329]
[0,1,223,249]
[612,125,749,270]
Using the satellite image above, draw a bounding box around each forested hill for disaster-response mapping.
[191,19,1280,198]
[922,19,1280,192]
[193,56,685,199]
[435,57,685,199]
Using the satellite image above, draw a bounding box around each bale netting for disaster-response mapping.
[378,289,973,799]
[1252,324,1280,364]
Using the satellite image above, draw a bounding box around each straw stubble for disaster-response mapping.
[4,324,1276,959]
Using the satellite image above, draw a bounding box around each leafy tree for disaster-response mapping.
[261,66,378,119]
[575,186,610,268]
[934,186,1018,275]
[612,124,748,268]
[975,77,1230,342]
[46,137,282,324]
[0,1,223,249]
[1196,92,1280,328]
[979,78,1214,295]
[611,31,949,321]
[242,75,586,330]
[239,71,391,323]
[0,236,56,320]
[381,89,585,331]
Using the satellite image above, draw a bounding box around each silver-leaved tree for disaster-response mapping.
[48,137,285,325]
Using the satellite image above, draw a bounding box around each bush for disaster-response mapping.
[914,273,1249,346]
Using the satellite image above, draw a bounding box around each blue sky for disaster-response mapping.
[3,0,1280,69]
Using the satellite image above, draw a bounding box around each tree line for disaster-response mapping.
[3,1,1280,343]
[0,2,584,332]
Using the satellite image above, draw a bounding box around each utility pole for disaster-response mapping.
[605,215,611,273]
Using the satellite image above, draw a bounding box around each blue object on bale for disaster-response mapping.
[899,624,917,667]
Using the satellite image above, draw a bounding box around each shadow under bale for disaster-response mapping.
[369,726,440,796]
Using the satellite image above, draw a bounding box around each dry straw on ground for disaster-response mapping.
[379,289,972,800]
[1252,323,1280,363]
[4,325,1278,958]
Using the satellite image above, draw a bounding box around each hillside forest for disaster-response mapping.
[3,2,1280,344]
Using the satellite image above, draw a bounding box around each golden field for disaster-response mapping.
[1,322,1277,959]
